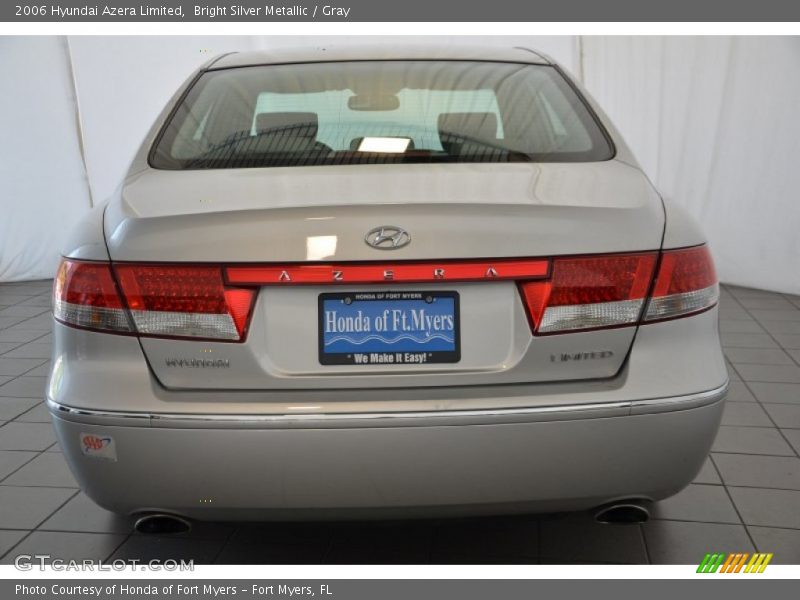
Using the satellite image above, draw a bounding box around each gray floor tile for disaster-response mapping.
[0,343,24,354]
[0,423,56,451]
[725,382,756,403]
[729,487,800,528]
[0,358,45,377]
[751,309,800,322]
[216,540,327,565]
[787,348,800,365]
[719,320,765,334]
[14,402,50,423]
[724,348,794,366]
[749,382,800,405]
[721,402,774,427]
[786,294,800,308]
[2,452,77,488]
[718,307,753,321]
[693,457,722,485]
[1,344,51,360]
[734,364,800,384]
[0,306,49,319]
[25,297,53,308]
[713,454,800,490]
[720,333,778,349]
[727,286,776,298]
[0,451,36,480]
[644,520,753,564]
[0,317,26,330]
[17,315,54,331]
[39,492,134,534]
[774,334,800,350]
[0,376,46,398]
[763,404,800,428]
[0,486,75,529]
[738,297,797,310]
[433,516,539,561]
[326,521,434,564]
[0,295,35,306]
[747,526,800,564]
[20,362,51,377]
[0,377,9,387]
[0,530,27,558]
[0,329,46,344]
[761,321,800,336]
[538,513,647,563]
[0,398,40,421]
[711,427,795,456]
[110,536,222,564]
[651,484,740,524]
[783,429,800,455]
[0,531,125,564]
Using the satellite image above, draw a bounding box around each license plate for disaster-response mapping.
[318,291,460,365]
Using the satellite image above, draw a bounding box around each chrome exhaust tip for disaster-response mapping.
[594,501,650,524]
[134,513,192,535]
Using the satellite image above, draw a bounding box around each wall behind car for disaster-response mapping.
[582,36,800,295]
[1,35,798,295]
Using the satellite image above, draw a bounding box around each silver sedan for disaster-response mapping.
[47,45,727,526]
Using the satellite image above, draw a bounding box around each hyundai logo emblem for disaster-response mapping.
[364,226,411,250]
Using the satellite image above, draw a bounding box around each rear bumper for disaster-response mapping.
[49,383,726,520]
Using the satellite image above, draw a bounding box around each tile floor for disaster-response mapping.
[0,280,798,564]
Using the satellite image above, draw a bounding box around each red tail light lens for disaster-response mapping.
[53,260,131,333]
[114,265,256,341]
[55,248,715,342]
[519,253,657,334]
[644,245,718,321]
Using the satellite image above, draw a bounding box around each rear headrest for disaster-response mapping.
[437,112,498,141]
[255,112,319,137]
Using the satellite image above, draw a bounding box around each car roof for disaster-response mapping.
[208,45,552,70]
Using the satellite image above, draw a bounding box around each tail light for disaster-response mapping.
[519,253,657,334]
[53,260,132,333]
[55,246,716,341]
[644,245,718,322]
[53,260,255,342]
[519,245,718,334]
[114,265,255,341]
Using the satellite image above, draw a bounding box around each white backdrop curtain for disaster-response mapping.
[581,36,800,294]
[1,35,798,294]
[0,37,92,282]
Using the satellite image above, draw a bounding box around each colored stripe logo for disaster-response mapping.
[697,552,773,573]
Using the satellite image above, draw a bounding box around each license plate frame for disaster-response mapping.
[318,290,461,366]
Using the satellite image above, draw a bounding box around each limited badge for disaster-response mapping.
[79,433,117,462]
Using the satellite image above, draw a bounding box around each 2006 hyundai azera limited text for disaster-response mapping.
[48,46,728,525]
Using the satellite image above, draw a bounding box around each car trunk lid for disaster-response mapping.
[105,160,664,390]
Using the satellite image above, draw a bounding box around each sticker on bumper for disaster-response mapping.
[80,433,117,462]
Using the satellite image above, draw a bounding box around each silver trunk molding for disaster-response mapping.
[46,381,728,429]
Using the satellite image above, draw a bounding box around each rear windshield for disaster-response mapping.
[150,60,614,170]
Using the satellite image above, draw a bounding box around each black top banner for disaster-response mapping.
[4,0,800,22]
